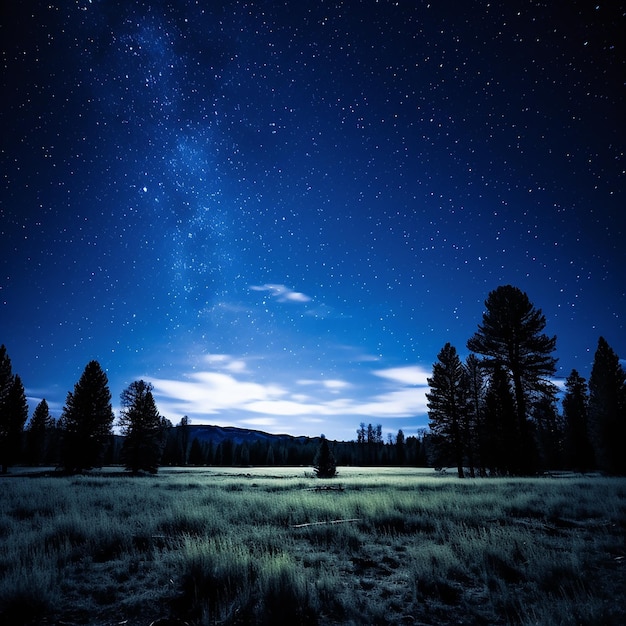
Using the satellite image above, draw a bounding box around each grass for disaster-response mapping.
[0,467,624,625]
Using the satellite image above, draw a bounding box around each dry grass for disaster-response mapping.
[0,467,624,625]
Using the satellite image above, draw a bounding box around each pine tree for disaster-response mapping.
[482,363,517,475]
[588,337,626,475]
[467,285,557,474]
[313,435,337,478]
[0,345,12,404]
[0,345,16,472]
[118,380,164,474]
[426,343,468,478]
[178,415,190,465]
[464,354,486,476]
[0,373,28,473]
[562,369,594,472]
[395,429,405,465]
[59,361,114,472]
[25,399,55,465]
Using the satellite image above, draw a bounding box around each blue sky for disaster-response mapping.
[2,1,624,442]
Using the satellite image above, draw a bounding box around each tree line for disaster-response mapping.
[1,284,624,476]
[426,285,626,477]
[0,346,429,473]
[0,353,168,474]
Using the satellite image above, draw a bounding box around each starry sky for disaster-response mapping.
[1,1,624,442]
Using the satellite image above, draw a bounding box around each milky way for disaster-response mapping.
[1,1,624,440]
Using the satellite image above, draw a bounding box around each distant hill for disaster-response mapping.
[186,424,319,446]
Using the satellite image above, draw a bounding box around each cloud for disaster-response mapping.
[373,365,431,386]
[148,371,286,416]
[147,357,430,432]
[250,283,311,303]
[203,353,247,373]
[297,378,351,393]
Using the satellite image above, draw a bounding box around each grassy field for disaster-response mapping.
[0,467,624,625]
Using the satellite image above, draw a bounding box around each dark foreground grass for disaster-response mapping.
[0,467,624,625]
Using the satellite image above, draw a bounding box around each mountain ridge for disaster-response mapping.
[185,424,325,446]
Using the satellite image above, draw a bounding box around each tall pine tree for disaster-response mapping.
[59,361,114,472]
[482,363,517,475]
[562,369,594,472]
[464,354,486,476]
[118,380,164,474]
[426,343,468,478]
[588,337,626,475]
[467,285,557,474]
[313,434,337,478]
[0,373,28,473]
[25,398,55,465]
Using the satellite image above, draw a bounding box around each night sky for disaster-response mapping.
[2,1,624,442]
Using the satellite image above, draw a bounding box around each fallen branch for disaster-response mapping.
[292,518,361,529]
[303,485,344,492]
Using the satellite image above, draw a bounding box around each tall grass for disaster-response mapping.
[0,467,624,625]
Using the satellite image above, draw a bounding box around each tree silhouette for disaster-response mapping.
[0,346,17,472]
[427,343,468,478]
[0,372,28,473]
[118,380,164,474]
[25,398,55,465]
[59,360,114,472]
[467,285,557,474]
[562,369,594,472]
[395,429,405,465]
[464,353,486,476]
[313,435,337,478]
[483,363,517,475]
[588,337,626,475]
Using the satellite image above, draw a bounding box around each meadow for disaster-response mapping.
[0,467,624,625]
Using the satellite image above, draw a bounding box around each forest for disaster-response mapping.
[1,285,624,476]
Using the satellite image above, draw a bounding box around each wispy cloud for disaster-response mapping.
[203,353,247,373]
[297,378,351,393]
[250,283,311,303]
[373,365,430,386]
[146,355,430,437]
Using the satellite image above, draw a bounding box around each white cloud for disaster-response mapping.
[147,359,429,430]
[148,371,286,416]
[373,365,431,386]
[203,353,247,373]
[297,378,351,392]
[250,283,311,303]
[323,379,350,390]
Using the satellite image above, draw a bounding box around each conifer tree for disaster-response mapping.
[467,285,557,474]
[25,399,55,465]
[0,345,28,472]
[562,369,594,472]
[0,373,28,473]
[482,363,517,475]
[395,429,405,465]
[59,360,114,472]
[0,345,16,472]
[118,380,164,474]
[588,337,626,474]
[426,343,468,478]
[462,354,486,476]
[313,434,337,478]
[0,345,12,404]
